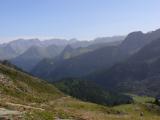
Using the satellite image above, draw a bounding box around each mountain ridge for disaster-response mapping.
[87,38,160,96]
[31,28,160,81]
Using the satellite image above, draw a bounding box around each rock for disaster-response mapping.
[140,112,144,117]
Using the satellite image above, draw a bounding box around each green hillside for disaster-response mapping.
[54,78,133,106]
[0,63,117,119]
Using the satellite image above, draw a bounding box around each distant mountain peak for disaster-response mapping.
[63,45,74,52]
[93,36,125,43]
[127,31,143,36]
[9,38,40,44]
[69,38,78,43]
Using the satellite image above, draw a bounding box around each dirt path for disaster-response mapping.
[6,102,45,111]
[0,108,20,115]
[0,108,21,119]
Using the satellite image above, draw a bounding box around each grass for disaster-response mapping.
[0,64,64,104]
[24,111,54,120]
[112,95,160,120]
[131,94,155,103]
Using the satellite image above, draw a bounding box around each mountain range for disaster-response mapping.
[88,37,160,96]
[31,29,160,82]
[1,28,160,119]
[0,36,124,71]
[1,28,160,98]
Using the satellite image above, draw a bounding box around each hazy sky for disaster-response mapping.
[0,0,160,43]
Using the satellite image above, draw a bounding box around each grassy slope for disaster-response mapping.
[0,63,117,119]
[0,63,63,103]
[0,63,160,120]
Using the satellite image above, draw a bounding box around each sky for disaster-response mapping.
[0,0,160,43]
